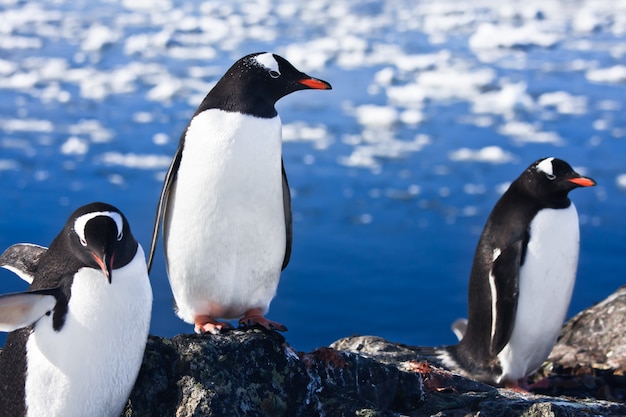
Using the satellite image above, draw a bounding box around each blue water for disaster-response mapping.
[1,0,625,352]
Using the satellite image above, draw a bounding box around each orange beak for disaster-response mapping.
[91,252,113,284]
[568,177,596,187]
[297,77,332,90]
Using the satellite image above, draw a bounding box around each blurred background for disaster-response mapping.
[0,0,625,351]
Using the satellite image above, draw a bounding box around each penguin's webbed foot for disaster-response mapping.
[239,308,288,332]
[194,315,234,335]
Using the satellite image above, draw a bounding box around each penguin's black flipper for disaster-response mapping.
[0,290,57,332]
[281,159,292,271]
[0,244,48,284]
[489,240,522,356]
[147,145,183,273]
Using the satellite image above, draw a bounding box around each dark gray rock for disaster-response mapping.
[331,335,626,416]
[6,286,626,416]
[123,328,424,416]
[548,285,626,370]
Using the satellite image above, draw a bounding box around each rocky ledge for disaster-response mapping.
[123,286,626,417]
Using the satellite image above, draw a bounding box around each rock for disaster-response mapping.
[531,285,626,401]
[331,336,626,416]
[123,328,424,416]
[549,285,626,370]
[5,287,626,416]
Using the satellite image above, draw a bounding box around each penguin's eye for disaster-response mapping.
[117,230,123,241]
[546,173,556,180]
[269,70,280,79]
[79,237,88,247]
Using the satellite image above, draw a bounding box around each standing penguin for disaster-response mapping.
[147,52,331,334]
[0,202,152,417]
[439,157,596,388]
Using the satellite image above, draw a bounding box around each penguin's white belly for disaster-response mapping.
[164,110,286,323]
[24,248,152,417]
[497,205,579,382]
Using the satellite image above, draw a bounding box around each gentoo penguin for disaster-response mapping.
[147,52,331,334]
[439,157,596,388]
[0,202,152,417]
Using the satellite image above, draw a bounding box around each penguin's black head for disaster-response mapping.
[197,52,332,118]
[519,157,596,207]
[67,202,138,283]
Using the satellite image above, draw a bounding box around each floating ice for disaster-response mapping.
[586,65,626,84]
[354,105,398,127]
[498,121,563,145]
[100,152,172,170]
[81,24,119,53]
[469,22,561,51]
[471,82,534,119]
[414,67,496,102]
[0,118,54,133]
[68,120,114,143]
[538,91,588,115]
[60,137,89,156]
[449,146,515,164]
[282,122,333,150]
[0,160,19,171]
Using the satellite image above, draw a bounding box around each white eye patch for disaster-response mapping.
[74,211,124,246]
[536,157,555,177]
[253,53,281,76]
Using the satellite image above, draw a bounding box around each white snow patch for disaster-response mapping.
[339,133,430,170]
[146,77,182,102]
[0,118,54,133]
[415,67,496,101]
[449,146,514,164]
[68,120,114,143]
[386,84,426,107]
[617,174,626,191]
[355,105,398,127]
[498,121,564,145]
[0,36,42,50]
[282,122,333,150]
[586,65,626,84]
[538,91,588,115]
[469,22,560,51]
[0,59,17,76]
[471,82,534,119]
[100,152,172,169]
[0,160,19,171]
[60,137,89,156]
[81,24,119,52]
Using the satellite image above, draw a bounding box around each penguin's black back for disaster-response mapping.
[452,185,538,370]
[452,157,582,375]
[0,236,79,417]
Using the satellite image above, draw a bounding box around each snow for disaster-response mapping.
[586,65,626,84]
[100,153,172,169]
[449,146,515,164]
[60,137,89,156]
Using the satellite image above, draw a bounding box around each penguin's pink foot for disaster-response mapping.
[194,315,234,335]
[239,308,287,332]
[503,378,534,393]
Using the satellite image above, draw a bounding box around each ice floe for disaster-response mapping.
[586,65,626,84]
[448,146,515,164]
[99,152,172,170]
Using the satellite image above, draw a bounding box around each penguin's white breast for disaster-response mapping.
[24,246,152,417]
[497,205,579,381]
[164,110,285,319]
